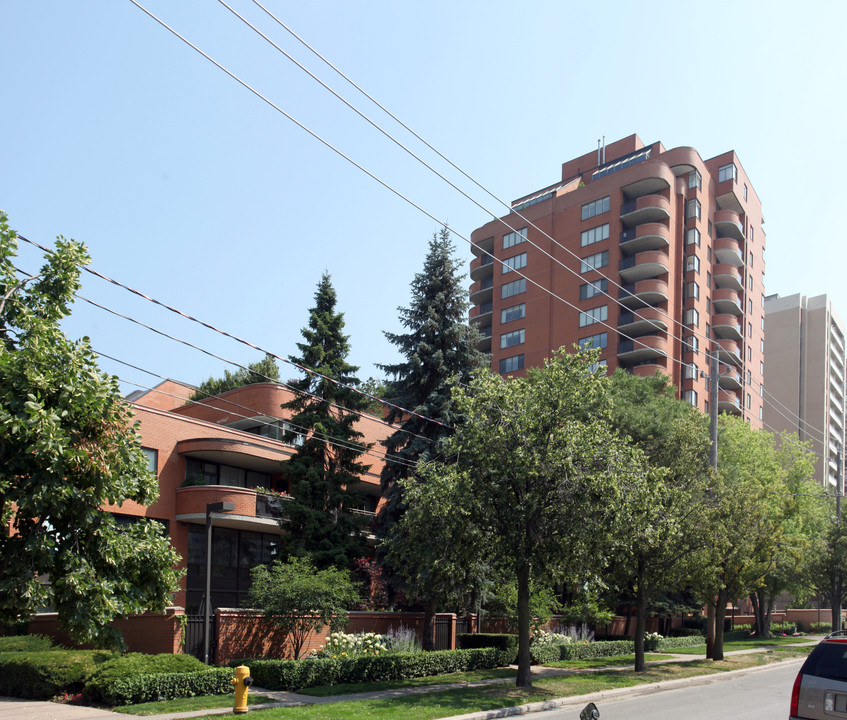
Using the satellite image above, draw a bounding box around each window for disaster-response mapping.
[707,271,712,288]
[579,305,608,327]
[686,255,700,273]
[747,369,752,385]
[748,346,752,361]
[748,275,753,290]
[718,163,737,183]
[501,303,526,324]
[760,339,764,352]
[759,406,763,420]
[499,354,524,373]
[749,251,754,267]
[502,252,527,274]
[579,278,608,300]
[748,321,753,338]
[185,458,269,489]
[759,383,763,396]
[685,281,700,300]
[746,393,752,409]
[708,219,713,237]
[707,246,712,262]
[502,278,526,299]
[684,390,698,407]
[684,363,698,380]
[760,361,764,375]
[748,299,753,313]
[686,335,699,354]
[761,317,765,330]
[580,250,609,273]
[580,223,610,247]
[688,170,702,189]
[142,447,158,477]
[706,298,711,313]
[687,198,701,220]
[500,328,525,349]
[685,309,699,326]
[686,228,701,246]
[751,226,755,242]
[581,196,610,220]
[706,323,711,339]
[578,332,607,350]
[502,228,528,250]
[744,183,748,201]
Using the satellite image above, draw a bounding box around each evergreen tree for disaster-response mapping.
[278,273,371,570]
[377,229,486,594]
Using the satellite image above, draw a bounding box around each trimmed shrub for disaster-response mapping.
[770,622,798,635]
[249,647,508,691]
[655,635,705,650]
[810,622,834,634]
[0,649,114,699]
[0,634,55,653]
[556,640,634,661]
[668,628,703,638]
[82,653,208,704]
[457,633,518,663]
[89,668,233,706]
[529,644,559,665]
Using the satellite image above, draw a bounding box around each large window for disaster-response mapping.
[686,335,699,354]
[500,303,526,324]
[685,281,700,300]
[686,228,700,246]
[502,252,527,274]
[502,278,526,299]
[685,255,700,273]
[185,458,270,489]
[580,250,609,274]
[684,390,698,407]
[580,223,610,247]
[142,447,158,477]
[579,305,608,327]
[500,328,525,349]
[579,278,608,300]
[688,170,702,189]
[685,309,699,327]
[499,354,524,374]
[718,163,738,183]
[578,332,607,350]
[502,228,528,250]
[581,196,610,220]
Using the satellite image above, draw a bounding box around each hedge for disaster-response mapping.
[248,647,511,691]
[88,668,234,706]
[555,640,634,661]
[0,649,114,699]
[654,635,705,650]
[456,633,518,663]
[0,634,55,653]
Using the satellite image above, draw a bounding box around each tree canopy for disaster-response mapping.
[278,273,371,570]
[0,212,181,647]
[189,354,280,401]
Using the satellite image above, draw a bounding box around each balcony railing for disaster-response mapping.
[256,492,292,520]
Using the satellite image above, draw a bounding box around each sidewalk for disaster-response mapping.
[0,642,816,720]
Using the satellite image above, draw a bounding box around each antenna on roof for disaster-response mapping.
[602,135,606,164]
[597,139,601,167]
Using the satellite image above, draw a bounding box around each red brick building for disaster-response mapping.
[469,134,765,426]
[113,380,388,612]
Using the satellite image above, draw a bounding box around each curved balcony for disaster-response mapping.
[617,307,668,336]
[620,194,671,226]
[713,264,744,292]
[617,334,669,363]
[476,325,492,353]
[632,359,670,378]
[719,365,743,390]
[174,485,285,532]
[618,278,669,309]
[714,210,745,242]
[472,235,495,256]
[713,287,743,315]
[713,313,743,341]
[470,254,495,281]
[176,437,293,475]
[469,301,493,325]
[715,338,743,366]
[718,389,743,415]
[714,236,744,267]
[469,276,494,305]
[619,222,670,255]
[619,249,669,283]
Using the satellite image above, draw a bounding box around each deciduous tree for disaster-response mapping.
[0,212,181,647]
[189,354,280,401]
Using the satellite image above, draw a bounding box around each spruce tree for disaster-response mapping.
[378,228,486,607]
[279,273,371,570]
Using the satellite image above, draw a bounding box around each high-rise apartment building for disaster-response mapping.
[469,134,766,428]
[763,294,847,486]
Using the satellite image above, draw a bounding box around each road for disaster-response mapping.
[535,659,802,720]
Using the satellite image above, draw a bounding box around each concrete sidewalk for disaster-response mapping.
[0,642,816,720]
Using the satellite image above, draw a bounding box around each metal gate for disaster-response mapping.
[434,615,451,650]
[185,614,216,663]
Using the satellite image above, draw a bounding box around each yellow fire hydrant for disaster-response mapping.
[231,664,253,714]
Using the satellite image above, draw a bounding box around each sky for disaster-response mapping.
[2,0,846,397]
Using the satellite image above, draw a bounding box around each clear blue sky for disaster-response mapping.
[2,1,845,394]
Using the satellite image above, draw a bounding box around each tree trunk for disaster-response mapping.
[764,593,774,637]
[832,575,843,631]
[706,599,716,659]
[422,596,438,651]
[750,592,761,636]
[634,560,648,672]
[624,603,633,638]
[713,589,728,661]
[516,563,532,688]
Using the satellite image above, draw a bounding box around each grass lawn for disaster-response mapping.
[546,653,676,669]
[177,648,811,720]
[113,693,273,715]
[301,668,517,696]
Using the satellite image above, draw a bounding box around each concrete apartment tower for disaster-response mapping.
[469,134,766,428]
[763,294,847,487]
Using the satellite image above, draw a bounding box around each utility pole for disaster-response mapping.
[835,444,843,631]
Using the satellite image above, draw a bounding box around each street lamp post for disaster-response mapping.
[204,501,234,665]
